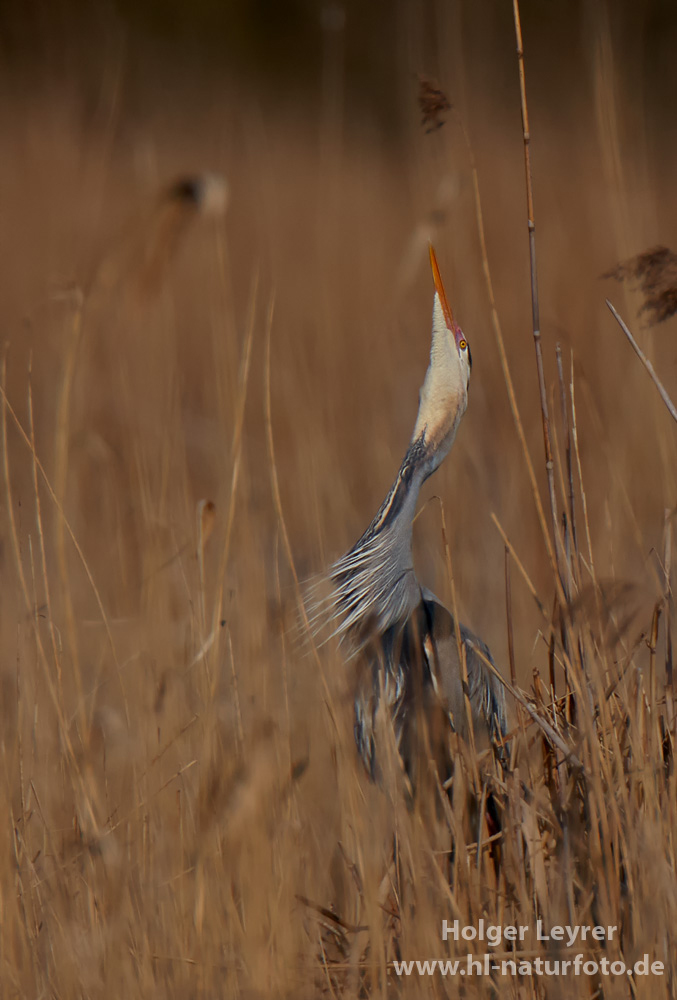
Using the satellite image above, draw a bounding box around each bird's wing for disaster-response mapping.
[419,590,508,753]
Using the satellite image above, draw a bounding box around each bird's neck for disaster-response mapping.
[361,436,430,544]
[329,437,432,642]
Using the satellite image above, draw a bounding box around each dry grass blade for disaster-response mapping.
[606,298,677,424]
[452,99,564,604]
[437,497,478,769]
[263,296,341,740]
[212,272,258,637]
[512,0,564,590]
[471,641,584,770]
[0,377,128,723]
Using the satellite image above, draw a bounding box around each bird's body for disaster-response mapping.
[350,584,506,785]
[320,247,507,789]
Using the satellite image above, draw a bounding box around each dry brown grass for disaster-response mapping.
[1,10,677,997]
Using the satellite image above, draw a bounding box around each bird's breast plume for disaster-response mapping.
[308,442,426,649]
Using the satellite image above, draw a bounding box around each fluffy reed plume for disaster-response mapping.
[605,245,677,324]
[417,75,451,133]
[89,171,229,300]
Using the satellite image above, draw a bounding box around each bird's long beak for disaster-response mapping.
[429,244,455,330]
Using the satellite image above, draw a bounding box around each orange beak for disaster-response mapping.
[429,244,455,330]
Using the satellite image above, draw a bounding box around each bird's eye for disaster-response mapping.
[459,339,467,351]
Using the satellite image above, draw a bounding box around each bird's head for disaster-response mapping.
[412,245,471,472]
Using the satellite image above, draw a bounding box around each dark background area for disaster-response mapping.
[0,0,676,134]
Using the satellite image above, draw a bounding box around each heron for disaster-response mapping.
[316,246,507,795]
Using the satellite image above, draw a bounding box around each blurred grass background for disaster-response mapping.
[1,0,677,996]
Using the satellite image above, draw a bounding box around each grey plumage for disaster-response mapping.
[331,448,508,785]
[314,246,507,789]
